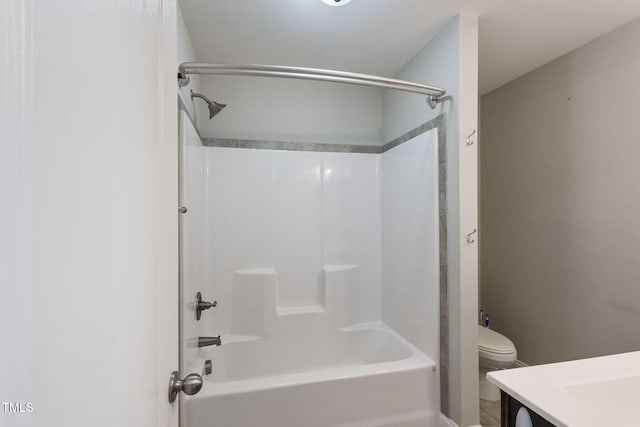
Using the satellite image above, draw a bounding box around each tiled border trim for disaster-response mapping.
[191,110,449,414]
[382,113,446,155]
[203,138,381,154]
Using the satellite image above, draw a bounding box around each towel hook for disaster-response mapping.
[466,229,477,244]
[465,129,476,146]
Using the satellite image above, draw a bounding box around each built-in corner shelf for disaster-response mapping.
[322,264,358,273]
[228,264,362,336]
[234,268,276,276]
[277,305,325,316]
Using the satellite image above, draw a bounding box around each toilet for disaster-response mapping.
[478,325,517,401]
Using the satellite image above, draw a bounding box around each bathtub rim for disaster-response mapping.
[190,322,437,399]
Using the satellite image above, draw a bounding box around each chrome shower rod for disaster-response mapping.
[177,62,446,108]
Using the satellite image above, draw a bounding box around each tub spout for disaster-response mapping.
[198,336,222,347]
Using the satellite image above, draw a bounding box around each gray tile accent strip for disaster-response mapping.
[203,138,381,154]
[381,113,445,155]
[433,113,449,416]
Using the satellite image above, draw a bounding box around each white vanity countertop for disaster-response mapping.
[487,351,640,427]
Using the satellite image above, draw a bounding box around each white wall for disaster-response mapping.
[382,15,479,427]
[456,16,479,427]
[195,76,384,145]
[480,17,640,366]
[381,129,439,360]
[0,1,178,426]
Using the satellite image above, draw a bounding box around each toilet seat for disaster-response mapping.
[478,325,517,365]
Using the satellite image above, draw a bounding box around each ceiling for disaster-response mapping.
[180,0,640,95]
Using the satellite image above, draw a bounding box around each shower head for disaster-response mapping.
[190,91,227,119]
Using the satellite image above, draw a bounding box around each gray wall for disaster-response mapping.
[195,75,384,145]
[178,4,200,116]
[480,17,640,365]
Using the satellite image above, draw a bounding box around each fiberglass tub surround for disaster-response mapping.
[180,111,441,426]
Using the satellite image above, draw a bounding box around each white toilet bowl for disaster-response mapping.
[478,325,517,401]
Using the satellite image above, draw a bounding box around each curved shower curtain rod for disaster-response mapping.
[177,62,446,109]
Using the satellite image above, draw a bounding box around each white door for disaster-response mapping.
[0,1,180,426]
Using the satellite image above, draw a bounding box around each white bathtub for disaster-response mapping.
[184,323,439,427]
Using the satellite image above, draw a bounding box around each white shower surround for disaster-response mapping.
[180,112,440,426]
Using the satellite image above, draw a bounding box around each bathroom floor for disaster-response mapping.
[480,399,501,427]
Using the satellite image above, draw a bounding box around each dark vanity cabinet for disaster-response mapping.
[501,391,556,427]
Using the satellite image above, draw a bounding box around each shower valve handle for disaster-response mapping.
[195,292,217,321]
[199,300,217,309]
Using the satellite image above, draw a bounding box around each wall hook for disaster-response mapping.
[465,129,476,146]
[466,228,477,244]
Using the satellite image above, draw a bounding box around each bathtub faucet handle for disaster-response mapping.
[196,291,217,321]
